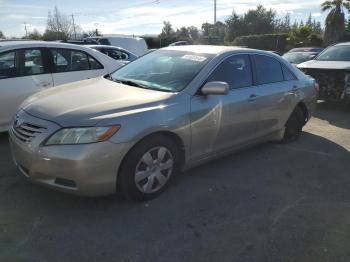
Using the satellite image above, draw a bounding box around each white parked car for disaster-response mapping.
[87,45,138,64]
[87,36,148,56]
[0,41,123,132]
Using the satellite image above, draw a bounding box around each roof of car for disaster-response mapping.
[289,47,323,52]
[86,45,125,50]
[334,42,350,46]
[164,45,258,55]
[0,40,95,50]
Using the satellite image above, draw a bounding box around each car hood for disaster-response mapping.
[298,60,350,70]
[21,77,175,127]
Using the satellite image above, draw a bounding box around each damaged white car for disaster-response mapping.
[298,42,350,102]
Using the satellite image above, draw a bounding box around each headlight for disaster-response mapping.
[45,126,120,145]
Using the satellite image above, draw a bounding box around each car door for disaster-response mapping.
[0,48,53,131]
[251,54,295,138]
[49,48,107,86]
[190,54,260,161]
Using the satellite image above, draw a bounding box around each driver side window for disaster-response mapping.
[208,55,253,89]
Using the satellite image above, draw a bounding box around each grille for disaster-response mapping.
[12,121,46,143]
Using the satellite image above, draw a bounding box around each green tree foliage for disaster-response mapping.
[187,26,199,41]
[233,34,288,51]
[201,22,225,44]
[0,30,5,39]
[322,0,350,45]
[27,29,42,40]
[225,12,247,42]
[225,5,276,42]
[155,4,325,50]
[289,24,313,45]
[175,27,190,41]
[159,21,176,46]
[275,14,291,33]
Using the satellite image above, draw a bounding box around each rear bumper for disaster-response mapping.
[9,129,133,197]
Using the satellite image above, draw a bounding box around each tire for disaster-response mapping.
[281,106,304,143]
[118,135,179,201]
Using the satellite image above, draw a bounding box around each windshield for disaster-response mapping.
[110,50,213,92]
[283,52,316,64]
[317,45,350,61]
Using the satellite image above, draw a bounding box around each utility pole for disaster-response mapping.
[71,14,77,40]
[23,22,28,38]
[214,0,217,24]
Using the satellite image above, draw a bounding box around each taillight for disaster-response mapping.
[314,82,320,92]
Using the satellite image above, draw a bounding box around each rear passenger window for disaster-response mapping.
[23,49,44,76]
[282,66,297,81]
[254,55,284,85]
[208,55,253,89]
[0,51,17,79]
[88,56,103,69]
[50,49,103,72]
[108,50,129,60]
[98,38,111,45]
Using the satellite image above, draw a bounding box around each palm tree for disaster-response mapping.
[322,0,350,45]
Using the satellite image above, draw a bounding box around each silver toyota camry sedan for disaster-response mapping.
[9,45,317,200]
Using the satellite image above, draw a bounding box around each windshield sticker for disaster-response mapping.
[181,54,207,62]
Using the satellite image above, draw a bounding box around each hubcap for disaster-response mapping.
[134,146,174,194]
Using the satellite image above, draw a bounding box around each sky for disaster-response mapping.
[0,0,327,38]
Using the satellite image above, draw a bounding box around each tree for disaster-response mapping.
[289,24,313,45]
[225,12,246,42]
[187,26,199,41]
[306,13,313,26]
[175,27,190,40]
[275,13,291,33]
[322,0,350,45]
[43,6,73,41]
[159,21,176,46]
[0,30,5,39]
[225,5,276,42]
[160,21,174,38]
[27,29,42,40]
[243,5,276,35]
[83,29,101,38]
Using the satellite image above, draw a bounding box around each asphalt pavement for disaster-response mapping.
[1,102,350,262]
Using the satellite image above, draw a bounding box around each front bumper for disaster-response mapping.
[9,110,133,196]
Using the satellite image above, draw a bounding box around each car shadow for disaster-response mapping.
[314,101,350,130]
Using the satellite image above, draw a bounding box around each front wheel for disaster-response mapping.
[281,106,304,143]
[118,135,179,201]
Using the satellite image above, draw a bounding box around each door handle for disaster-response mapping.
[37,82,51,87]
[292,86,300,91]
[36,82,50,87]
[248,94,258,102]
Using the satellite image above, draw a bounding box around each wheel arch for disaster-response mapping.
[296,100,309,125]
[116,130,186,190]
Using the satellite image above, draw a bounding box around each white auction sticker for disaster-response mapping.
[181,54,207,62]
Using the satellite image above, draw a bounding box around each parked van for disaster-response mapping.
[87,36,148,56]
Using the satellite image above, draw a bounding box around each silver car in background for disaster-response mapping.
[9,45,317,200]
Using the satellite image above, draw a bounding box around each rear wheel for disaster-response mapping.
[281,106,304,143]
[118,135,179,201]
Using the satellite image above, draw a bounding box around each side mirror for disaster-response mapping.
[201,81,229,95]
[309,54,317,60]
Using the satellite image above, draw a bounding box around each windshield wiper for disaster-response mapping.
[112,79,149,89]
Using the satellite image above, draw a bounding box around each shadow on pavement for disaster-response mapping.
[314,101,350,130]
